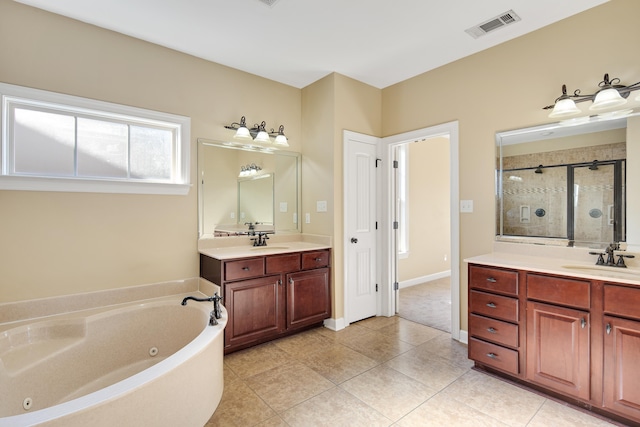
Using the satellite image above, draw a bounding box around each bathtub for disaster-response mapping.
[0,293,227,427]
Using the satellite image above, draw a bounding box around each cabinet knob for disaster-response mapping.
[487,352,498,359]
[486,277,497,283]
[606,323,612,335]
[487,327,497,334]
[486,302,497,308]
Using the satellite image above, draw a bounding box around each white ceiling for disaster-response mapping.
[15,0,608,89]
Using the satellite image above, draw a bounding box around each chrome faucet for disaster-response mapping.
[181,293,223,326]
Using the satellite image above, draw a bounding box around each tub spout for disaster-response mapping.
[181,293,223,326]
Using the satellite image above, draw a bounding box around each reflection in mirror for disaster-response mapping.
[496,116,629,248]
[197,139,300,237]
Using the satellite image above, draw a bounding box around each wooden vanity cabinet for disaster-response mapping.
[603,284,640,421]
[468,262,640,425]
[201,249,331,353]
[468,265,522,376]
[525,274,591,401]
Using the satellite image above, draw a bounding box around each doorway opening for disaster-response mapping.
[395,136,451,332]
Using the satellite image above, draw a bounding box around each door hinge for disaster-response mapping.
[376,158,382,168]
[376,283,378,292]
[393,221,399,230]
[393,282,399,291]
[375,221,378,230]
[393,160,399,169]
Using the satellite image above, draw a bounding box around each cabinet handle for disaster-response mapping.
[486,353,498,359]
[289,277,294,285]
[242,267,250,271]
[581,318,587,329]
[606,323,612,335]
[277,279,282,286]
[486,302,497,308]
[314,257,323,262]
[486,277,497,283]
[487,327,497,334]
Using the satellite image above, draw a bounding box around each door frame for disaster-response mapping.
[380,121,461,341]
[343,130,382,327]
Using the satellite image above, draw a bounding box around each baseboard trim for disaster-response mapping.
[458,330,468,344]
[323,317,346,331]
[399,270,451,289]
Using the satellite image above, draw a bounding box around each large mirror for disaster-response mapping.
[496,115,633,248]
[198,139,301,237]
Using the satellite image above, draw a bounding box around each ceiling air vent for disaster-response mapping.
[258,0,281,6]
[465,10,521,39]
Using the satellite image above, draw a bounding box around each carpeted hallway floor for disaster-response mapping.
[398,277,451,333]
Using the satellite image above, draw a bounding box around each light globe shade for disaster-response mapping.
[549,98,581,118]
[234,126,252,140]
[589,88,626,110]
[254,130,271,143]
[274,134,289,147]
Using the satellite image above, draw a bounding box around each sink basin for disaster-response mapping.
[250,246,289,251]
[561,264,640,277]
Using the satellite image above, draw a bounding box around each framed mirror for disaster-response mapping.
[496,115,631,248]
[197,139,301,237]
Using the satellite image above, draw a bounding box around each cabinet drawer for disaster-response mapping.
[527,273,590,310]
[302,250,330,270]
[604,284,640,321]
[469,338,519,375]
[266,253,301,274]
[225,258,265,281]
[469,313,519,348]
[469,265,518,296]
[470,290,519,323]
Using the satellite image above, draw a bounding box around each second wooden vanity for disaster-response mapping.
[200,246,331,353]
[467,259,640,425]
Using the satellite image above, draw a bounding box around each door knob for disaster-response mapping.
[350,237,358,243]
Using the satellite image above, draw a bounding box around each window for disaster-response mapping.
[0,83,190,194]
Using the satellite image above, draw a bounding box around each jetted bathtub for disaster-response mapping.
[0,293,227,427]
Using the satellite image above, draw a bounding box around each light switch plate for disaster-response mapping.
[280,202,288,212]
[460,200,474,213]
[316,200,327,212]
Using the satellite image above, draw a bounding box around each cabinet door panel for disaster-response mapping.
[603,316,640,420]
[287,268,330,329]
[526,301,590,400]
[224,275,284,348]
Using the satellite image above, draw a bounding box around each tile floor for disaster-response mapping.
[398,278,451,333]
[206,316,618,427]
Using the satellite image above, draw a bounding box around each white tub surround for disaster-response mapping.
[0,281,225,427]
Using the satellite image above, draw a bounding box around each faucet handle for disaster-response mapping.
[589,251,606,265]
[616,254,635,268]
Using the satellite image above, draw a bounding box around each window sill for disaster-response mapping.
[0,175,191,195]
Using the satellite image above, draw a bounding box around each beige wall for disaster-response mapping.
[382,0,640,330]
[0,0,300,302]
[301,74,381,319]
[398,137,451,282]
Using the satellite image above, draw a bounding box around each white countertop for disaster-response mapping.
[199,241,331,260]
[466,250,640,286]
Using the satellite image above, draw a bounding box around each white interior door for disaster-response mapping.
[344,131,378,324]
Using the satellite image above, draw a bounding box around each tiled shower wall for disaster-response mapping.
[500,142,625,241]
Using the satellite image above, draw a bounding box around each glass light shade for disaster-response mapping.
[234,126,252,140]
[274,134,289,146]
[589,88,626,110]
[254,130,271,143]
[548,98,581,118]
[636,92,640,102]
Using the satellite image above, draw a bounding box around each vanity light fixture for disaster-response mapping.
[543,73,640,118]
[238,163,262,178]
[224,116,289,147]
